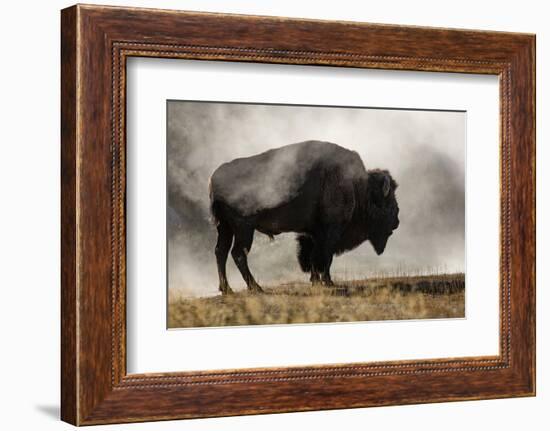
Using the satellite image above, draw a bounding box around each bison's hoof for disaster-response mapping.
[219,285,234,295]
[310,277,322,286]
[322,280,335,287]
[248,284,264,294]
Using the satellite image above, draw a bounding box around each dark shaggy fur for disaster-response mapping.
[209,140,399,294]
[297,235,315,272]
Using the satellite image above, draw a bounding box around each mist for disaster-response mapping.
[167,101,465,297]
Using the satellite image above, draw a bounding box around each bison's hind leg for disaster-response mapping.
[231,228,263,293]
[215,221,234,295]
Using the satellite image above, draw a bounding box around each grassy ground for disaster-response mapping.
[168,273,465,328]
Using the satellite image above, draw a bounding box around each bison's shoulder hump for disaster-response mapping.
[210,141,366,215]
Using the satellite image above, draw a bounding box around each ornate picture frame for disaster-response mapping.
[61,4,535,425]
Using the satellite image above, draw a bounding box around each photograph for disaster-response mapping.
[167,100,466,328]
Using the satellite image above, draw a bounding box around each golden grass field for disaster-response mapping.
[168,273,465,328]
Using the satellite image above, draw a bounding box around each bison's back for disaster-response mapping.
[210,140,365,216]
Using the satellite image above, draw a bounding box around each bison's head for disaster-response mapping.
[366,169,399,255]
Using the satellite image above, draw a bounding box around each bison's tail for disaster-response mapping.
[208,177,220,226]
[296,235,314,272]
[210,200,220,226]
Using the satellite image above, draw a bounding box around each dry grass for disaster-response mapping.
[168,273,465,328]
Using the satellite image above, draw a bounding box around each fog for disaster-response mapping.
[167,101,465,297]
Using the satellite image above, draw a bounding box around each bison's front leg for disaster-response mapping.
[310,271,321,284]
[310,250,333,286]
[296,235,322,284]
[321,254,334,286]
[312,226,341,287]
[231,228,264,293]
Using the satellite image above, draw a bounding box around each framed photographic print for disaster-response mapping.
[61,4,535,425]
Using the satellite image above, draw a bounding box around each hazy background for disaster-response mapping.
[167,101,465,297]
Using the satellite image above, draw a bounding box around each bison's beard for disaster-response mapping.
[369,234,389,255]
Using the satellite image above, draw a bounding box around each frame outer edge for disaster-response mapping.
[509,35,536,395]
[525,34,536,396]
[525,34,536,395]
[61,4,80,426]
[531,34,536,396]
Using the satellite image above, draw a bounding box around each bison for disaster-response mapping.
[209,140,399,294]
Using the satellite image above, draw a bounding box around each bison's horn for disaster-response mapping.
[382,174,391,197]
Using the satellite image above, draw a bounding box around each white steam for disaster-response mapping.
[167,101,465,297]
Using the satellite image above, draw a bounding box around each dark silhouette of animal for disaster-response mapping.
[209,140,399,294]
